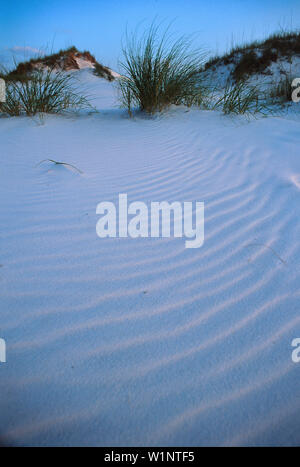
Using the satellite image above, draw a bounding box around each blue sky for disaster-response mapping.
[0,0,299,70]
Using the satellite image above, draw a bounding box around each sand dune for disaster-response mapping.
[0,76,300,446]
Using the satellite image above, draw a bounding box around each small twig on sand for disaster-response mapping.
[36,159,83,174]
[246,242,287,265]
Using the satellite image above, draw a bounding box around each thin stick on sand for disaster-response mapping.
[246,242,287,265]
[36,159,83,174]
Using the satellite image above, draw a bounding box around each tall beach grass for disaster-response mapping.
[118,24,207,115]
[0,67,90,117]
[214,80,266,115]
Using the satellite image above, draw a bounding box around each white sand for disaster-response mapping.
[0,72,300,446]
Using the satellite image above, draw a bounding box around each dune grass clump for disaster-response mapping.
[93,62,114,81]
[233,49,278,82]
[269,75,292,103]
[205,29,300,82]
[0,67,90,116]
[269,71,299,104]
[118,24,206,115]
[215,80,265,115]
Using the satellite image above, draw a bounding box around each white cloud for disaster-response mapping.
[8,46,43,55]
